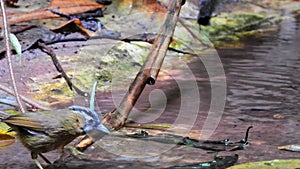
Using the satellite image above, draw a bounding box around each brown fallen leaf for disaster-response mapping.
[0,0,104,28]
[0,134,15,148]
[52,18,94,37]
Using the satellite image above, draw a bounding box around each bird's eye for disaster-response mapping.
[88,119,94,124]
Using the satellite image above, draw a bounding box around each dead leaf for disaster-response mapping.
[0,134,15,148]
[52,18,93,37]
[1,0,104,28]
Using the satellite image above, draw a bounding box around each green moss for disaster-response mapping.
[228,159,300,169]
[32,80,75,105]
[95,42,150,90]
[201,12,276,46]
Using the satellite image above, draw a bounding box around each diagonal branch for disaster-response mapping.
[75,0,184,151]
[102,0,183,129]
[0,83,52,110]
[37,41,89,97]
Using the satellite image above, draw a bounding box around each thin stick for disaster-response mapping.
[102,0,183,129]
[178,18,211,48]
[37,41,88,97]
[149,1,184,81]
[76,0,183,151]
[0,0,25,113]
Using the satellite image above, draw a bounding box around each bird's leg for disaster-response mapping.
[51,148,68,168]
[38,153,51,164]
[53,147,66,165]
[33,159,44,169]
[31,152,44,169]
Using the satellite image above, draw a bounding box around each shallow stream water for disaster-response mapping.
[221,16,300,116]
[93,16,300,166]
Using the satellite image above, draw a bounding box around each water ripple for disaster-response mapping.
[219,18,300,114]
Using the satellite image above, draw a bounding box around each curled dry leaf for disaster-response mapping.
[0,134,15,148]
[0,0,104,28]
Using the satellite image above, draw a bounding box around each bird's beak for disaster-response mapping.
[96,124,110,134]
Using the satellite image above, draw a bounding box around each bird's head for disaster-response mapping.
[69,106,110,134]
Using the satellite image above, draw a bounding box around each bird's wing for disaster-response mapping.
[4,115,46,131]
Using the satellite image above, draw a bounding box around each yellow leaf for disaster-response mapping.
[0,122,16,137]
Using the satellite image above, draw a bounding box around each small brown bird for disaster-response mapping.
[0,106,110,169]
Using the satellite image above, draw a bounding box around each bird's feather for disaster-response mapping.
[4,116,46,131]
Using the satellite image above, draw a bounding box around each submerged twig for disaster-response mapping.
[37,41,89,97]
[123,123,172,131]
[243,126,253,143]
[229,126,253,151]
[0,0,25,113]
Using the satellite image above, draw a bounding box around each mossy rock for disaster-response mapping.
[228,159,300,169]
[201,12,278,45]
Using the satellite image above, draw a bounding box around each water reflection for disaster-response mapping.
[219,18,300,114]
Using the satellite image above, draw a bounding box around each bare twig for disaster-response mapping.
[37,41,89,97]
[75,0,183,151]
[178,18,211,48]
[103,0,183,129]
[123,123,172,131]
[0,0,25,113]
[0,83,52,110]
